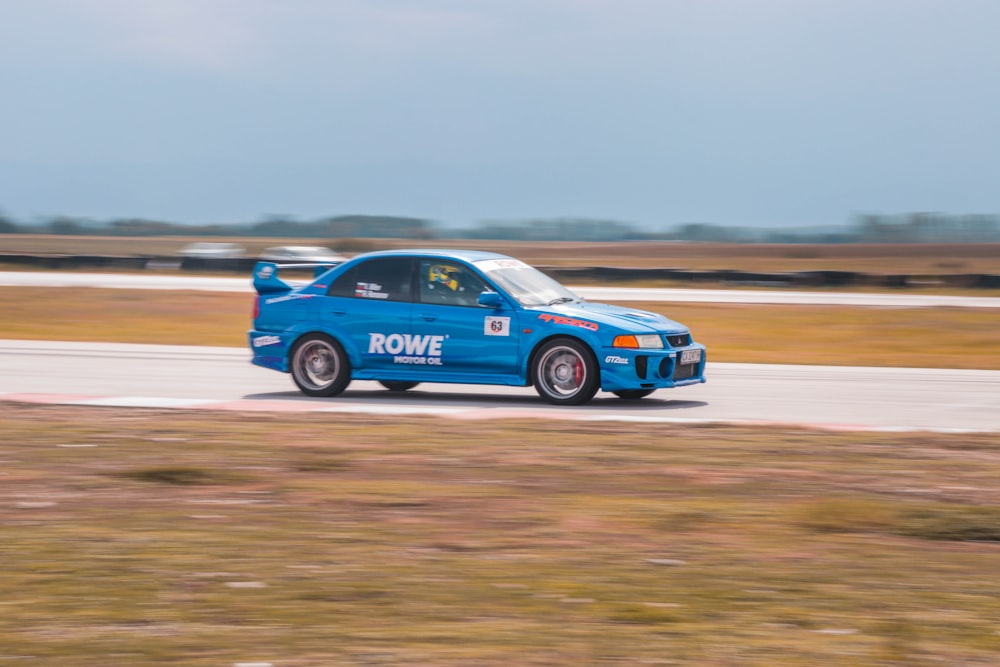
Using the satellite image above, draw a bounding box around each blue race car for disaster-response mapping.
[249,249,706,405]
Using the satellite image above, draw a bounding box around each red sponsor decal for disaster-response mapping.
[538,313,599,331]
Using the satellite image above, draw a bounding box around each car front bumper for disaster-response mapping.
[598,344,707,392]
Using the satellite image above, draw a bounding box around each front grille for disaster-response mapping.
[673,363,697,381]
[667,333,691,348]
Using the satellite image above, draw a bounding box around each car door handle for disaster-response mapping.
[329,309,347,316]
[419,314,437,322]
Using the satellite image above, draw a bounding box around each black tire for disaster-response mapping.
[533,338,600,406]
[290,334,351,397]
[379,381,420,392]
[613,389,656,400]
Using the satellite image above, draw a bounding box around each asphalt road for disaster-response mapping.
[3,271,1000,307]
[2,339,998,432]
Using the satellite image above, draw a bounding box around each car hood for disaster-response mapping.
[539,301,688,334]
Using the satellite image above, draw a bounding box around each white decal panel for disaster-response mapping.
[253,335,282,348]
[484,316,511,337]
[265,294,312,305]
[368,333,446,365]
[355,282,389,299]
[476,258,529,273]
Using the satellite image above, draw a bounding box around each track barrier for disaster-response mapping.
[1,254,998,289]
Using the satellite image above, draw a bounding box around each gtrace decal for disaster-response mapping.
[252,335,282,348]
[605,355,629,365]
[538,313,599,331]
[368,333,446,365]
[256,265,275,279]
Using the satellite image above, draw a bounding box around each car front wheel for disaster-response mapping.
[533,338,599,406]
[290,334,351,397]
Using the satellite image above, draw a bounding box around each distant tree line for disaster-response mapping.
[1,209,999,243]
[464,218,650,241]
[853,213,1000,243]
[0,214,435,239]
[655,214,1000,244]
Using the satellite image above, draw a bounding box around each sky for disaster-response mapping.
[1,0,998,230]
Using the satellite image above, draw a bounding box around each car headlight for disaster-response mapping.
[612,334,664,349]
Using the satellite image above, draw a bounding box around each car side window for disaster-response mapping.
[418,261,487,307]
[328,258,413,302]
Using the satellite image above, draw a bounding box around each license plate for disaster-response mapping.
[680,349,702,364]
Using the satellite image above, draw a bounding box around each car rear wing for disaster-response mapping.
[252,261,339,295]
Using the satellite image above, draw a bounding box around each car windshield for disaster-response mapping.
[475,258,580,307]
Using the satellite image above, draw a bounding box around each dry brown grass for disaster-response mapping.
[2,405,1000,666]
[2,287,998,369]
[0,287,249,347]
[631,301,1000,369]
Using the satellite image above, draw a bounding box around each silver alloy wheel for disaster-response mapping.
[291,335,351,397]
[533,338,600,405]
[537,344,587,399]
[295,339,339,390]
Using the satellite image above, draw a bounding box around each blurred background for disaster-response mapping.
[1,0,998,235]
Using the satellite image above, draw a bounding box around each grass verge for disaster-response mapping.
[2,287,998,369]
[2,405,1000,665]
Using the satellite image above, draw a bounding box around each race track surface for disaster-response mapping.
[2,340,998,432]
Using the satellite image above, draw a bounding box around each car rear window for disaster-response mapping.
[328,257,413,302]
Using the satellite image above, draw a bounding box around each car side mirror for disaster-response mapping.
[478,290,504,308]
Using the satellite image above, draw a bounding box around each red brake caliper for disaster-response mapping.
[574,358,584,386]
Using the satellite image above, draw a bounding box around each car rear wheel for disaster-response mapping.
[379,381,420,392]
[613,389,656,400]
[291,334,351,397]
[533,338,599,405]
